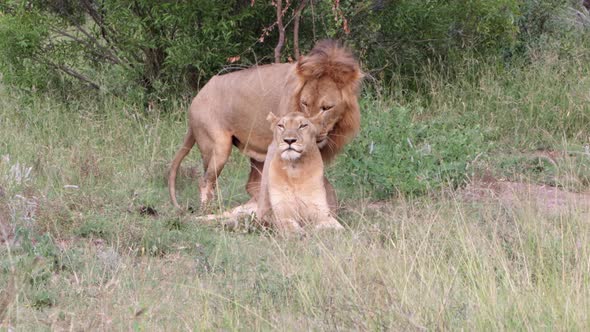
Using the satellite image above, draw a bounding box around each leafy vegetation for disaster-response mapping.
[0,0,273,99]
[1,0,582,101]
[333,100,486,198]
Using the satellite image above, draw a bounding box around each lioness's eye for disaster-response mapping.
[321,105,334,112]
[301,101,308,107]
[278,124,284,129]
[299,124,308,129]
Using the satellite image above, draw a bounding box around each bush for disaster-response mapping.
[333,0,520,84]
[1,0,583,102]
[0,0,275,101]
[0,9,53,90]
[332,98,486,198]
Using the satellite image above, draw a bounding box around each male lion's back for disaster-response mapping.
[190,62,295,127]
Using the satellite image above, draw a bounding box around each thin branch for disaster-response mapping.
[274,0,285,63]
[310,0,316,40]
[49,28,121,65]
[35,55,100,90]
[80,0,131,63]
[56,1,132,67]
[70,21,124,65]
[293,0,308,60]
[80,0,112,44]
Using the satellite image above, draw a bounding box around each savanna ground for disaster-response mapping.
[1,49,590,330]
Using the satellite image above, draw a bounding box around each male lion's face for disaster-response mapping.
[267,112,321,161]
[298,77,347,148]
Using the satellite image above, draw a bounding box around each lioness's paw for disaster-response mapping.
[314,219,344,231]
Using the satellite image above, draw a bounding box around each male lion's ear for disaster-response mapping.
[295,56,310,82]
[266,112,279,129]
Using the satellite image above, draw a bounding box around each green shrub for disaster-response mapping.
[0,9,53,90]
[0,0,583,102]
[333,98,486,199]
[76,216,113,239]
[337,0,520,84]
[0,0,274,101]
[517,0,570,40]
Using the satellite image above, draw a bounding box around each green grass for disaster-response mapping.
[1,49,590,330]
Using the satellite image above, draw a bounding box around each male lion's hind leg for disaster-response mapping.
[196,129,233,209]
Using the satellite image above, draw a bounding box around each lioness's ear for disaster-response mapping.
[266,112,279,129]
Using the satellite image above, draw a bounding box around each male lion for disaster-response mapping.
[168,40,362,209]
[257,112,344,233]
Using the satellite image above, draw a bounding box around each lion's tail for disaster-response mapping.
[168,130,196,209]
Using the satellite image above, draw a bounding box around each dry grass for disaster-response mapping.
[2,195,590,330]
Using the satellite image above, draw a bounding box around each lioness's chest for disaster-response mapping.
[268,164,326,211]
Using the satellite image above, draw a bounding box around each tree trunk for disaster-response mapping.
[293,0,308,60]
[274,0,285,63]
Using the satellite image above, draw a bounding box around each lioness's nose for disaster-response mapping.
[284,138,297,145]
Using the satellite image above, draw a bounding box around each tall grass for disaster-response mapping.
[420,53,590,148]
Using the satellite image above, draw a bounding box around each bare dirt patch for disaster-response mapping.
[461,177,590,216]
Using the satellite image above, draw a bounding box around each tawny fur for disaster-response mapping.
[256,112,344,234]
[168,39,362,209]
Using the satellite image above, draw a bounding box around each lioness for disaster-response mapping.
[168,40,362,210]
[257,112,344,233]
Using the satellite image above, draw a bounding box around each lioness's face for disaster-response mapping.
[298,77,347,148]
[268,112,320,161]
